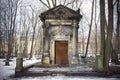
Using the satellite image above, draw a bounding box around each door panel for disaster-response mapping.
[55,41,68,65]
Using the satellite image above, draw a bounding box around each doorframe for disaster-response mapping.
[54,40,68,65]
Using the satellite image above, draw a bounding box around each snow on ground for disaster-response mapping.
[28,65,93,72]
[0,58,16,79]
[10,76,120,80]
[0,57,41,80]
[0,57,120,80]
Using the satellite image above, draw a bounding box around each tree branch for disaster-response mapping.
[39,0,50,9]
[52,0,56,7]
[113,0,117,6]
[47,0,51,8]
[65,0,76,6]
[55,0,57,6]
[63,0,67,5]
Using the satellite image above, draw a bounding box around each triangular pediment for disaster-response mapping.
[40,5,82,21]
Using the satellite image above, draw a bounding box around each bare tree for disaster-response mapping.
[104,0,114,71]
[94,0,98,56]
[2,0,20,65]
[0,0,3,57]
[114,0,120,64]
[84,0,95,57]
[115,0,120,63]
[17,5,32,59]
[29,6,39,59]
[100,0,106,65]
[111,0,120,64]
[22,11,30,58]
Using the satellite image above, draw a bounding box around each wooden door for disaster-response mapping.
[55,41,68,65]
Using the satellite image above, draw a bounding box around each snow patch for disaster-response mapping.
[109,63,120,67]
[23,58,41,67]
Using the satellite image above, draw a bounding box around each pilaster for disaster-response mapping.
[71,20,79,65]
[42,22,50,64]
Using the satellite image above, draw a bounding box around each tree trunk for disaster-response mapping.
[104,0,113,71]
[23,28,29,58]
[94,0,97,56]
[29,27,35,59]
[113,0,120,64]
[99,0,106,70]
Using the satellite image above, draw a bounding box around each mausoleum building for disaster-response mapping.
[40,5,82,66]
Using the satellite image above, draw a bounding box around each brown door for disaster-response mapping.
[55,41,68,65]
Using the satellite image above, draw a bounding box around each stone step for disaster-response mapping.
[22,71,109,77]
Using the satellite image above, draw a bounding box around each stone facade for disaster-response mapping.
[40,5,82,66]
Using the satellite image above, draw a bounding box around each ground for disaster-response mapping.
[0,57,120,80]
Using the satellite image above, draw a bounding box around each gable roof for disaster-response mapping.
[40,5,82,21]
